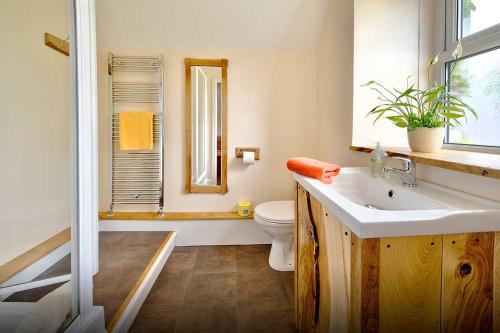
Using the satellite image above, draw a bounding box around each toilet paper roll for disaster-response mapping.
[243,151,255,164]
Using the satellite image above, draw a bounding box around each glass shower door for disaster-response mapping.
[0,0,79,331]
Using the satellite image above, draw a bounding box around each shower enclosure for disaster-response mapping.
[0,0,100,332]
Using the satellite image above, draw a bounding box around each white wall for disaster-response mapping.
[352,0,420,148]
[98,49,318,212]
[316,0,367,166]
[95,0,331,50]
[0,0,71,265]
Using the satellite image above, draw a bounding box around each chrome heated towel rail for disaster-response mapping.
[107,54,164,215]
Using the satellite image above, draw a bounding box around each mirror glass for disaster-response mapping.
[191,66,223,186]
[185,59,227,193]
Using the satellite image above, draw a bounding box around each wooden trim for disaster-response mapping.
[184,58,229,194]
[106,232,175,332]
[190,184,224,193]
[0,228,71,284]
[185,59,193,193]
[220,59,228,194]
[188,58,227,67]
[98,211,253,221]
[44,32,69,56]
[349,145,500,180]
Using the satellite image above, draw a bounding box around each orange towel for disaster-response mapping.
[287,157,341,184]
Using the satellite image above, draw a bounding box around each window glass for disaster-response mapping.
[461,0,500,37]
[447,48,500,146]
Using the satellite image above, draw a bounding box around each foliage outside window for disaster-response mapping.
[444,0,500,148]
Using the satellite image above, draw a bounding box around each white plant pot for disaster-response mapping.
[407,127,445,153]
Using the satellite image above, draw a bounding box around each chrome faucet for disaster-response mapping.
[382,157,417,187]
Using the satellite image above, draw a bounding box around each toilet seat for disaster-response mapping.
[254,201,294,225]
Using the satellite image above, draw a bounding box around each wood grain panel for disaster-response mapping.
[351,235,379,333]
[99,211,253,221]
[310,197,330,333]
[296,185,318,332]
[294,184,299,328]
[494,232,500,333]
[324,210,351,333]
[351,234,362,333]
[379,235,442,333]
[442,233,494,333]
[0,228,71,284]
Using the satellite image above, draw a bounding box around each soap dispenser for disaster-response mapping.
[370,142,388,178]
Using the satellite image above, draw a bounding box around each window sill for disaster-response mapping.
[349,145,500,180]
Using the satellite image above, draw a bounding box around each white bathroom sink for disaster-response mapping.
[293,167,500,238]
[333,172,447,211]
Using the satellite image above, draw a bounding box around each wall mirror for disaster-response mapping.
[185,58,228,193]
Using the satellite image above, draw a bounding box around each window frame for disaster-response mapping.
[436,0,500,153]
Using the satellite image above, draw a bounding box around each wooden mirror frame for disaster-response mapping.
[185,58,228,194]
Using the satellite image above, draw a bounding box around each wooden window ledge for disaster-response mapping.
[99,211,254,221]
[349,145,500,180]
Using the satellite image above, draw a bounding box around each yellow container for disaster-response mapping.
[237,200,252,217]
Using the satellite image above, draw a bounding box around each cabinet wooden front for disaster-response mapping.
[294,183,500,333]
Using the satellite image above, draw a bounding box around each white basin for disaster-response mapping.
[293,167,500,238]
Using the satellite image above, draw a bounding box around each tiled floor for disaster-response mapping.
[93,231,171,326]
[130,245,295,333]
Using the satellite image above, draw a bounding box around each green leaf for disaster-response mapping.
[386,116,405,122]
[442,112,463,119]
[372,109,386,124]
[438,106,465,114]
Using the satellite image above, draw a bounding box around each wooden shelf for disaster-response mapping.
[349,145,500,180]
[99,211,254,221]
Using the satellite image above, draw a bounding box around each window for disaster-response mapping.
[442,0,500,148]
[459,0,500,38]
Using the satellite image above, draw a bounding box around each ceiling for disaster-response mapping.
[96,0,332,50]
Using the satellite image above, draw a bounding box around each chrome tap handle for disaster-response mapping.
[382,156,417,187]
[391,156,413,171]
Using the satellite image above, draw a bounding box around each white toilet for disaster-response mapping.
[254,200,295,271]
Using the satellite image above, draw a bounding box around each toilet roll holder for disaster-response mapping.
[235,147,260,160]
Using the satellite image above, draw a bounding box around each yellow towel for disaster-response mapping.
[119,111,154,150]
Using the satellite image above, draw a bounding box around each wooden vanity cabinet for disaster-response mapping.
[294,183,500,333]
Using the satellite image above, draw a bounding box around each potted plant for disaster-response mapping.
[364,42,477,153]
